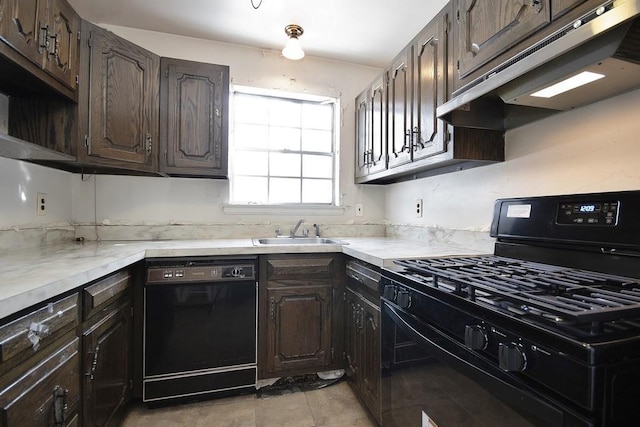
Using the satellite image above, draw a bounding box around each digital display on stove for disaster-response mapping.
[556,200,618,226]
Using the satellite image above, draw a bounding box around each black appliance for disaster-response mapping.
[381,190,640,426]
[143,257,257,404]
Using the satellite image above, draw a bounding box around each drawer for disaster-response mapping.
[0,337,80,426]
[83,269,132,320]
[265,256,337,281]
[0,293,78,367]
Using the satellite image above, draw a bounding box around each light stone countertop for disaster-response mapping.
[0,237,488,319]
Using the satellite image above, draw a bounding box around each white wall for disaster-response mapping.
[0,157,73,229]
[72,25,385,229]
[385,88,640,232]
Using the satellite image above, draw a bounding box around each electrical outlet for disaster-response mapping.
[355,203,364,217]
[415,199,423,218]
[37,193,47,216]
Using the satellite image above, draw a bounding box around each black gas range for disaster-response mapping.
[380,190,640,426]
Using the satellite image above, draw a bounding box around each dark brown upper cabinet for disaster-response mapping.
[387,47,412,169]
[369,74,388,175]
[78,21,159,172]
[159,58,229,177]
[454,0,551,80]
[412,13,449,163]
[0,0,79,95]
[354,88,370,179]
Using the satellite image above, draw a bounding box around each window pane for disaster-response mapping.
[235,95,269,124]
[270,178,300,203]
[269,100,301,127]
[233,151,268,175]
[235,124,268,149]
[301,129,332,152]
[270,126,301,151]
[270,152,300,177]
[302,103,333,130]
[303,155,333,178]
[233,177,268,203]
[302,179,332,203]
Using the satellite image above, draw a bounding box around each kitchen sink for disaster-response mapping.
[252,237,347,245]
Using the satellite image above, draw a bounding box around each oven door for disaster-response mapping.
[381,301,592,427]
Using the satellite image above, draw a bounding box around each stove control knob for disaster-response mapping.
[396,290,411,308]
[464,325,488,350]
[383,285,397,301]
[498,342,527,372]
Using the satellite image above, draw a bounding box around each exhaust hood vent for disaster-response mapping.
[438,0,640,130]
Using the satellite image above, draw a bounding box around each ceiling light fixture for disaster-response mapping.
[282,24,304,60]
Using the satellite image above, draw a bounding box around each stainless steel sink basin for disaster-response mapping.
[252,237,347,245]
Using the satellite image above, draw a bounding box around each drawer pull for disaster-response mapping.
[53,385,69,425]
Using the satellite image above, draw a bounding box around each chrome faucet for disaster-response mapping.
[290,218,305,237]
[313,223,320,237]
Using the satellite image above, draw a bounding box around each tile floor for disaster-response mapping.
[121,381,376,427]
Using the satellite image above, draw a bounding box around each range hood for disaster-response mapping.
[438,0,640,130]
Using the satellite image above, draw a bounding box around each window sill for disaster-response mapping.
[223,204,346,216]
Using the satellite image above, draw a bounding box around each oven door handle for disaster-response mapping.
[383,302,567,426]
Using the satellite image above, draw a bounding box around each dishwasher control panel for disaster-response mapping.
[147,262,255,283]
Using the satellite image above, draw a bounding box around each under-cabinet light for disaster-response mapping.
[530,71,605,98]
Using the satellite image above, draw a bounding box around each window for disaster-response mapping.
[230,87,338,205]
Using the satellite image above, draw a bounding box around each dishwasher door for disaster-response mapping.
[143,257,257,403]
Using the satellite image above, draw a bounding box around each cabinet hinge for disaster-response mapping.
[456,9,460,23]
[75,74,79,85]
[84,135,90,150]
[456,59,460,71]
[164,150,168,160]
[332,288,336,301]
[87,34,92,48]
[77,30,81,40]
[165,69,169,78]
[129,379,133,389]
[331,347,335,361]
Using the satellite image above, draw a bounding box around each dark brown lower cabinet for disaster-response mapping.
[259,254,344,379]
[0,336,81,426]
[345,287,381,424]
[82,296,133,426]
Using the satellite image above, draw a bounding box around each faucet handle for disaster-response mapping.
[275,228,282,237]
[313,223,320,237]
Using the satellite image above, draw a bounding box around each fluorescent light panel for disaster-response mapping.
[530,71,605,98]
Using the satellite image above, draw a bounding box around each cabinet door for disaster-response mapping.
[551,0,591,19]
[0,0,47,67]
[412,11,448,162]
[265,286,332,374]
[354,89,370,179]
[360,301,380,422]
[0,338,80,427]
[368,75,387,175]
[344,289,360,382]
[455,0,551,79]
[82,301,132,427]
[43,0,79,90]
[159,58,229,177]
[82,22,159,171]
[387,49,412,169]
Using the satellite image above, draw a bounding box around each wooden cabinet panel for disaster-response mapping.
[387,49,412,169]
[455,0,551,79]
[0,337,80,426]
[80,21,159,171]
[82,301,132,427]
[265,286,332,373]
[355,89,370,179]
[160,58,229,177]
[369,75,387,175]
[412,14,448,162]
[259,254,344,379]
[43,0,79,90]
[551,0,590,19]
[0,0,47,67]
[344,289,360,382]
[0,293,78,374]
[83,269,132,321]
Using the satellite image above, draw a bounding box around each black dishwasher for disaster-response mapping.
[143,257,257,404]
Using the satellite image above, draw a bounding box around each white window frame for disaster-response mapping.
[228,86,340,208]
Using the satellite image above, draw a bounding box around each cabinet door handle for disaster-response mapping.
[85,345,100,380]
[269,297,276,321]
[53,385,69,426]
[145,133,152,155]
